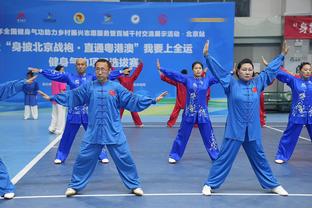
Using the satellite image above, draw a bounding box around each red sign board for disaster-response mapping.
[284,16,312,39]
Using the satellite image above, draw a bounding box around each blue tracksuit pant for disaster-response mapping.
[205,136,279,190]
[169,119,219,161]
[68,141,140,191]
[56,122,108,162]
[0,159,14,196]
[276,122,312,161]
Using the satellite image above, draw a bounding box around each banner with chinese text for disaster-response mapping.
[0,1,234,103]
[284,16,312,39]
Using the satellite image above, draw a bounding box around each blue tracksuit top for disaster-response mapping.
[159,68,218,123]
[23,81,39,106]
[52,80,156,145]
[205,54,284,141]
[277,70,312,124]
[40,69,122,124]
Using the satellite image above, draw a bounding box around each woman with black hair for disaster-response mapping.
[157,59,219,164]
[202,40,289,196]
[274,62,312,164]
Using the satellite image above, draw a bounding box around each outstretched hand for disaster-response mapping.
[155,91,168,102]
[26,75,38,84]
[28,67,41,73]
[122,67,132,75]
[203,40,209,56]
[282,40,289,55]
[156,59,161,71]
[232,63,236,74]
[38,90,51,101]
[261,56,268,67]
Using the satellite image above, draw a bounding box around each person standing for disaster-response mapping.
[42,59,167,196]
[23,71,45,120]
[48,65,67,134]
[117,60,144,127]
[159,69,188,128]
[202,40,288,196]
[29,58,127,164]
[273,62,312,164]
[157,59,220,164]
[0,76,37,199]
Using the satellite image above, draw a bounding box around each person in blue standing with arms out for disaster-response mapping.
[0,76,37,199]
[202,40,289,196]
[269,62,311,164]
[41,59,168,196]
[29,58,129,165]
[157,59,219,164]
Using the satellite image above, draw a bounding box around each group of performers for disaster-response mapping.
[1,40,311,199]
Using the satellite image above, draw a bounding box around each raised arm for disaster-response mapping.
[160,74,178,86]
[29,67,69,83]
[157,59,187,84]
[275,68,295,87]
[255,41,288,91]
[204,40,232,93]
[104,67,134,81]
[131,61,143,81]
[156,61,178,86]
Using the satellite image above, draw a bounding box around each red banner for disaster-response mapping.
[284,16,312,39]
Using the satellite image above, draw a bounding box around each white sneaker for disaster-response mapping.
[3,192,15,199]
[202,185,212,196]
[54,130,63,135]
[136,124,144,128]
[48,127,55,133]
[101,158,109,164]
[65,188,77,197]
[168,158,176,164]
[275,159,285,164]
[54,159,62,164]
[271,185,288,196]
[132,188,144,196]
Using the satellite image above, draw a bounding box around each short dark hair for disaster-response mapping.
[94,59,111,69]
[54,64,64,71]
[192,61,203,70]
[296,62,311,73]
[180,69,188,74]
[236,58,254,77]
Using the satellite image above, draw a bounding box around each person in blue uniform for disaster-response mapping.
[202,40,289,196]
[41,59,167,196]
[157,59,219,164]
[29,59,128,165]
[273,62,312,164]
[0,76,37,199]
[23,71,46,120]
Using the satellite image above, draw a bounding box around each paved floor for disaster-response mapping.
[0,110,311,208]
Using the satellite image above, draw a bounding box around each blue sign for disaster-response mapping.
[0,1,234,102]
